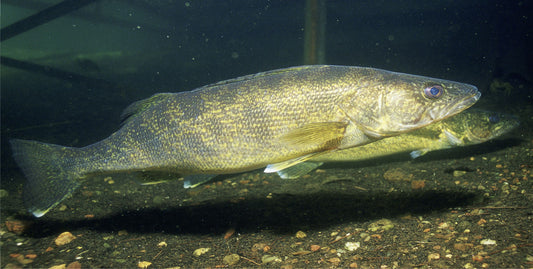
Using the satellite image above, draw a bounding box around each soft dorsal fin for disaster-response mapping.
[120,93,174,125]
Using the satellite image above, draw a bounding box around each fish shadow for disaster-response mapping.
[25,189,481,238]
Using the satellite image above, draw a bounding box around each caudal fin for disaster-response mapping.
[10,139,82,217]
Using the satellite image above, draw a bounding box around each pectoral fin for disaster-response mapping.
[277,162,324,179]
[410,149,429,159]
[280,122,347,148]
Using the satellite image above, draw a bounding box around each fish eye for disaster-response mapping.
[424,85,443,99]
[489,114,500,123]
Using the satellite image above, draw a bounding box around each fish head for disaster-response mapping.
[340,70,481,138]
[441,109,520,145]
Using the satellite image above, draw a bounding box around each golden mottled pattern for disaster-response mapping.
[11,65,481,216]
[73,65,478,175]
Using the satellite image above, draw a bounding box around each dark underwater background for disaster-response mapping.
[1,1,532,268]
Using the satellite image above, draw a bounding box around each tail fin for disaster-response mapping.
[10,139,82,217]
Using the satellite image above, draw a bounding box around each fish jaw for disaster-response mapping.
[427,85,481,125]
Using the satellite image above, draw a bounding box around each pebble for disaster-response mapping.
[295,230,307,238]
[454,243,474,251]
[55,232,76,246]
[251,243,268,252]
[367,218,394,232]
[480,239,496,245]
[66,262,81,269]
[344,242,360,251]
[310,244,321,251]
[453,170,467,177]
[328,257,341,264]
[428,253,440,261]
[261,255,281,264]
[137,261,151,268]
[49,264,66,269]
[193,248,210,256]
[223,254,240,265]
[5,220,31,235]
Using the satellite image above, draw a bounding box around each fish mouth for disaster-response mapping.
[430,85,481,122]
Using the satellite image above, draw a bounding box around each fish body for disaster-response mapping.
[10,65,480,216]
[277,109,519,179]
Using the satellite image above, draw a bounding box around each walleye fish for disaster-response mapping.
[277,109,519,179]
[10,65,480,217]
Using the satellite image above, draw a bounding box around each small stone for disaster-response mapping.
[223,254,240,265]
[453,170,467,177]
[193,248,210,256]
[344,242,360,251]
[295,231,307,238]
[328,257,341,264]
[49,264,66,269]
[472,255,484,262]
[5,220,32,235]
[261,255,281,264]
[368,218,394,232]
[55,232,76,246]
[251,243,268,252]
[464,263,474,269]
[349,262,358,268]
[310,245,321,251]
[137,261,151,268]
[66,261,82,269]
[454,243,474,251]
[330,231,339,237]
[438,222,449,229]
[428,253,440,261]
[480,239,496,245]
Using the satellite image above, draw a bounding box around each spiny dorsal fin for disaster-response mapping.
[120,93,174,125]
[197,66,324,90]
